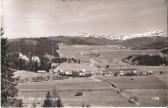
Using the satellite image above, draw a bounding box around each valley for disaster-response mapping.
[14,44,168,107]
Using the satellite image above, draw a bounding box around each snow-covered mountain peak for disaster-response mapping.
[60,30,167,40]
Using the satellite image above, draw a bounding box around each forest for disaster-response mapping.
[123,54,168,66]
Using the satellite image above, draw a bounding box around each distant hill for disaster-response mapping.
[8,34,168,56]
[8,36,120,57]
[120,36,168,50]
[49,36,120,45]
[8,37,59,57]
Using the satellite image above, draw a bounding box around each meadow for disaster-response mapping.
[17,74,167,107]
[97,75,167,106]
[18,77,136,107]
[59,45,159,67]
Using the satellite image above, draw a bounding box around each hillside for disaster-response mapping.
[49,36,120,45]
[120,36,168,50]
[8,37,59,57]
[8,36,120,58]
[8,34,168,56]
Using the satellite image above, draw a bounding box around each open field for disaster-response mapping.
[59,45,158,66]
[14,70,50,79]
[137,66,168,73]
[17,74,168,107]
[154,72,168,87]
[97,76,167,89]
[97,75,167,106]
[18,77,136,107]
[123,89,167,107]
[60,89,135,107]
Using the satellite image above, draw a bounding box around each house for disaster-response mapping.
[32,56,40,63]
[65,71,73,75]
[79,72,86,77]
[138,69,153,75]
[18,53,30,62]
[133,70,138,75]
[119,71,124,76]
[147,70,153,75]
[37,70,46,73]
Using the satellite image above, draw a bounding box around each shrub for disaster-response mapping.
[32,100,36,108]
[128,96,138,103]
[43,92,52,107]
[25,78,29,82]
[12,99,23,107]
[82,103,90,107]
[86,103,90,107]
[133,96,138,101]
[160,71,163,74]
[43,86,64,107]
[57,96,63,107]
[47,75,50,80]
[116,89,121,94]
[74,91,83,96]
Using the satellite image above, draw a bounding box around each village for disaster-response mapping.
[14,44,161,83]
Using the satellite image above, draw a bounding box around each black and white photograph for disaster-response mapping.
[1,0,168,107]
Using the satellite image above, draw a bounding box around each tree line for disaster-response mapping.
[8,37,60,57]
[123,54,168,66]
[8,53,52,72]
[161,48,168,54]
[1,28,64,107]
[1,28,19,107]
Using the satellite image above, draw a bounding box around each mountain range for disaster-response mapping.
[8,30,168,55]
[58,30,167,40]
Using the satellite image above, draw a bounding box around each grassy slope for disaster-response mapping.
[121,36,168,50]
[17,77,135,107]
[97,75,167,106]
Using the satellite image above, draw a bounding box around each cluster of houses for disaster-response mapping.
[67,58,80,64]
[18,53,41,63]
[49,63,94,77]
[57,69,92,77]
[18,53,30,62]
[114,69,153,77]
[88,67,154,77]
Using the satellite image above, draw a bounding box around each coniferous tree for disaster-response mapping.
[43,92,52,107]
[32,99,36,108]
[51,86,58,107]
[18,98,23,107]
[1,28,18,106]
[124,54,168,66]
[57,96,63,107]
[32,60,39,72]
[40,57,51,72]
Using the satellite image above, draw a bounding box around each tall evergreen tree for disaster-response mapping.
[43,91,52,107]
[40,57,51,72]
[1,28,18,106]
[57,96,63,107]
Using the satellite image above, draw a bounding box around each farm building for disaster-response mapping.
[112,68,154,76]
[54,63,99,76]
[37,70,47,73]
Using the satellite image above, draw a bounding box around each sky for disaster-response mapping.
[1,0,167,38]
